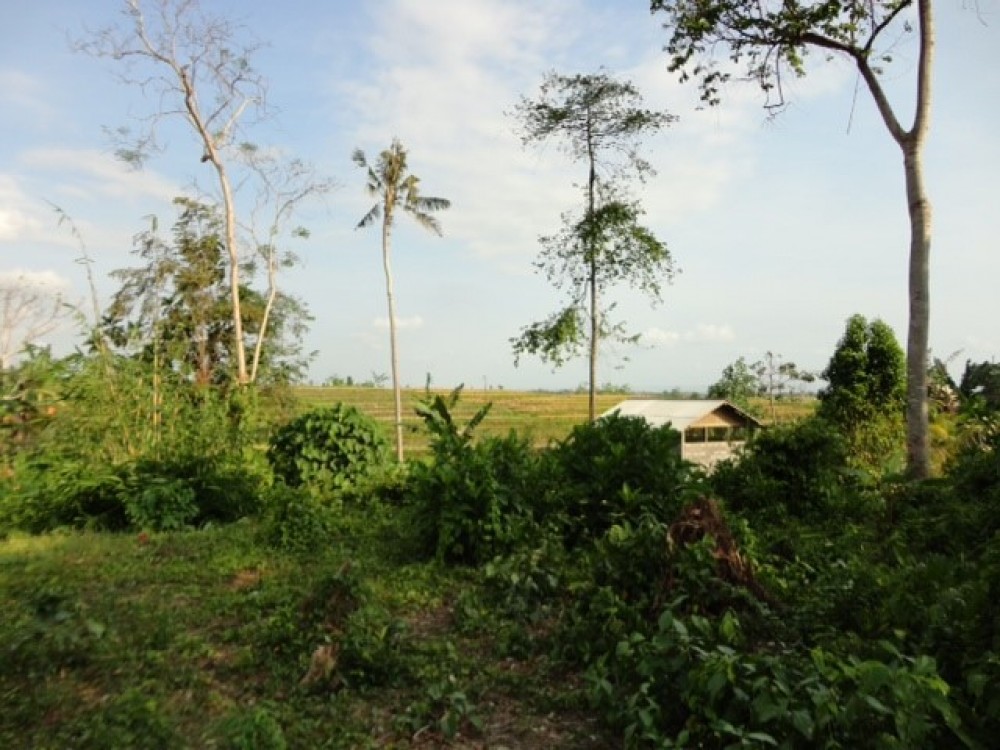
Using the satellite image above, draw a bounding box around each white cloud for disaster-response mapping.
[643,323,735,346]
[643,327,681,345]
[0,68,55,123]
[0,269,71,290]
[373,315,424,330]
[0,175,45,242]
[20,148,180,203]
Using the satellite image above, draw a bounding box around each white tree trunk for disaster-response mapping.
[383,217,404,462]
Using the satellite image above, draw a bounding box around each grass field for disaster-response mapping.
[291,386,816,456]
[0,515,608,748]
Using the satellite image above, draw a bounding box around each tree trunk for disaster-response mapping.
[902,0,935,479]
[382,216,404,462]
[847,0,934,478]
[903,141,932,478]
[586,124,598,423]
[217,162,249,385]
[250,243,278,383]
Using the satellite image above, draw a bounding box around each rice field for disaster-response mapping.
[290,386,816,456]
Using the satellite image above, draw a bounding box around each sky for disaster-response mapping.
[1,0,998,393]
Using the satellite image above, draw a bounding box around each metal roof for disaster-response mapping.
[600,399,761,432]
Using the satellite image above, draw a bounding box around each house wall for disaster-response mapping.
[682,440,746,469]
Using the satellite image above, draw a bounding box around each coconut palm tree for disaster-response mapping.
[353,139,450,461]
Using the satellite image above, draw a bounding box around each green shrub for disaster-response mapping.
[216,706,287,750]
[266,404,389,499]
[711,417,856,520]
[589,609,965,749]
[0,453,263,534]
[260,482,335,552]
[404,387,540,564]
[128,456,264,525]
[0,456,130,533]
[76,689,180,749]
[543,413,697,546]
[123,476,197,531]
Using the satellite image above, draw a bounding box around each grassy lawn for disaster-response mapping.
[0,511,610,749]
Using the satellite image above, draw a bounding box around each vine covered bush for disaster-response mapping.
[543,412,698,546]
[267,404,389,500]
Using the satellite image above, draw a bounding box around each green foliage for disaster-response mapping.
[103,197,313,386]
[816,315,907,474]
[589,608,963,749]
[404,386,540,564]
[959,359,1000,411]
[215,706,287,750]
[2,451,264,534]
[124,476,197,531]
[819,315,906,431]
[259,482,335,552]
[398,674,483,740]
[79,688,180,749]
[711,417,854,520]
[544,412,696,545]
[708,356,760,412]
[266,403,389,499]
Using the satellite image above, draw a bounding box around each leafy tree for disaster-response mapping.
[819,314,906,432]
[78,1,325,386]
[959,360,1000,412]
[753,351,815,422]
[707,356,759,412]
[104,198,311,386]
[353,139,451,462]
[650,0,935,478]
[509,71,677,421]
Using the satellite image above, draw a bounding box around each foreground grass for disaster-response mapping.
[0,512,609,749]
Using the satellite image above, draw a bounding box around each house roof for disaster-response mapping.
[601,399,762,432]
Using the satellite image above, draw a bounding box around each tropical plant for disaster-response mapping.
[353,139,450,461]
[104,198,313,387]
[266,404,389,500]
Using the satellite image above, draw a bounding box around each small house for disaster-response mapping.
[602,399,761,469]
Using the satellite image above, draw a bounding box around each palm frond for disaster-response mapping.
[356,203,381,230]
[408,210,442,236]
[350,148,368,169]
[413,196,451,212]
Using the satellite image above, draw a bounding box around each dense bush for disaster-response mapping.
[267,404,389,500]
[404,388,540,564]
[0,350,268,534]
[543,413,698,546]
[711,417,857,520]
[589,608,963,749]
[1,453,264,534]
[259,482,335,552]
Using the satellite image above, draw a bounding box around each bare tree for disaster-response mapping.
[0,275,68,370]
[241,147,335,383]
[77,0,268,384]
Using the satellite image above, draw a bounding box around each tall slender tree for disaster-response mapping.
[510,71,676,421]
[353,139,450,462]
[78,0,268,385]
[649,0,935,477]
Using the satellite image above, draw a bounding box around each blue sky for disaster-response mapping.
[1,0,998,391]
